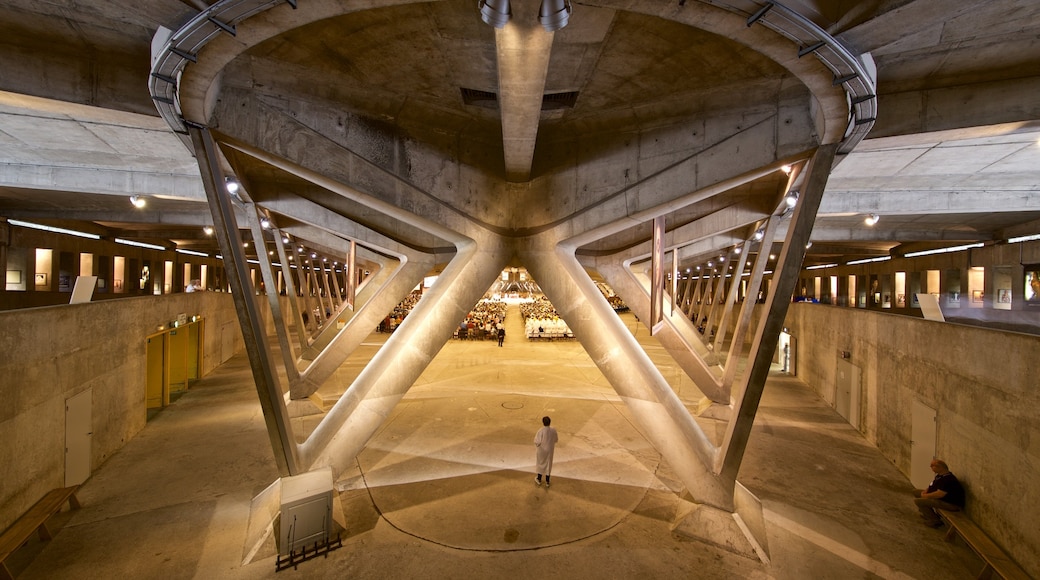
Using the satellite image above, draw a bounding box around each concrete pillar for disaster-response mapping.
[527,237,733,510]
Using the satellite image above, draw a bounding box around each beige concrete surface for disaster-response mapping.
[10,311,983,579]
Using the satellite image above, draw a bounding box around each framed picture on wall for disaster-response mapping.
[998,288,1011,303]
[6,270,21,284]
[1026,266,1040,305]
[34,273,47,285]
[971,290,984,303]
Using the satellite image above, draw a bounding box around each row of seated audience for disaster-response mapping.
[456,298,508,340]
[378,290,423,333]
[520,296,574,340]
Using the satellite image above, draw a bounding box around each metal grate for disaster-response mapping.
[541,91,578,110]
[461,88,499,109]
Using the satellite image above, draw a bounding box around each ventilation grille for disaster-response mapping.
[542,91,578,110]
[461,88,580,111]
[461,88,498,109]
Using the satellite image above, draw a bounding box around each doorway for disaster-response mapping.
[834,358,861,429]
[910,400,937,489]
[65,389,92,486]
[146,319,204,420]
[778,332,795,375]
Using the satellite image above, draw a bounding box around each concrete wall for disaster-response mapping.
[0,292,243,531]
[784,303,1040,576]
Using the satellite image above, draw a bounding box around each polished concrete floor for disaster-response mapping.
[13,308,983,579]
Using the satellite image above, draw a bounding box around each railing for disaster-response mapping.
[149,0,875,155]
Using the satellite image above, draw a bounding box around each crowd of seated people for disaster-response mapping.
[596,283,629,313]
[378,290,423,333]
[454,298,508,340]
[520,296,573,340]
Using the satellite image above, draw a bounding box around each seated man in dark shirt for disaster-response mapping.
[914,459,965,527]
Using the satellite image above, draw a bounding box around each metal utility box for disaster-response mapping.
[279,467,333,555]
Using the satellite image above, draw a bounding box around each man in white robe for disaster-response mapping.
[534,416,559,487]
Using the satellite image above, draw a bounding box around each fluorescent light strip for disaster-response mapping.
[1008,233,1040,244]
[903,243,983,258]
[806,263,838,270]
[176,249,209,257]
[115,238,167,251]
[846,256,891,265]
[8,219,100,240]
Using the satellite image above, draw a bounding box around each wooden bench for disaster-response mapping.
[0,486,81,580]
[938,509,1031,580]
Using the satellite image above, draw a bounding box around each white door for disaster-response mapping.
[910,400,937,489]
[834,358,861,429]
[65,388,92,486]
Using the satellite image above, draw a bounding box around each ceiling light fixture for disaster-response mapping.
[780,165,792,174]
[785,190,799,208]
[115,238,166,251]
[479,0,511,28]
[260,217,271,229]
[225,177,240,194]
[203,226,214,236]
[903,243,984,258]
[847,256,891,265]
[753,229,765,241]
[8,219,100,240]
[1008,233,1040,244]
[130,195,146,208]
[538,0,571,31]
[865,213,880,226]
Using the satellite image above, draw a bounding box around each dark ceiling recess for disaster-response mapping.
[541,91,578,110]
[461,88,579,111]
[461,88,499,109]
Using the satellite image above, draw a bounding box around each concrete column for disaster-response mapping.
[245,203,300,386]
[188,124,299,476]
[291,256,432,399]
[717,145,837,481]
[527,238,733,509]
[299,236,509,473]
[271,230,310,358]
[595,259,727,403]
[713,245,751,354]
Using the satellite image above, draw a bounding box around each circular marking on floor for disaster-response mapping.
[357,394,660,551]
[501,400,524,410]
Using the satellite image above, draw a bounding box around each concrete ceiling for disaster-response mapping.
[0,0,1039,272]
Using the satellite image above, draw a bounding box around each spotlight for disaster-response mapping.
[806,240,813,249]
[865,214,880,226]
[203,226,214,236]
[780,165,792,174]
[785,190,799,208]
[539,0,571,31]
[753,229,764,241]
[260,217,271,229]
[734,246,742,255]
[129,196,146,208]
[479,0,511,28]
[225,177,240,195]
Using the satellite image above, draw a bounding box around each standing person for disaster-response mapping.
[497,322,505,347]
[914,459,965,527]
[534,416,558,487]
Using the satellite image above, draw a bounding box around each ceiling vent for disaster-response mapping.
[461,88,499,109]
[541,91,578,110]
